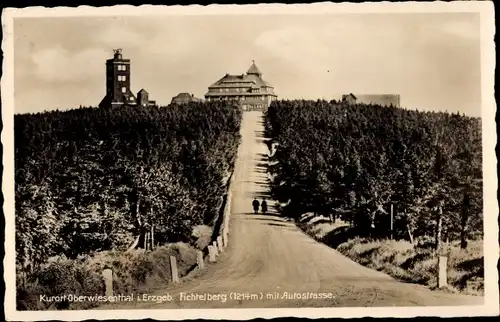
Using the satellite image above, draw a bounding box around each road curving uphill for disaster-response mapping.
[102,111,483,309]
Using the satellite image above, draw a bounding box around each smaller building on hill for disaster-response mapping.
[342,93,357,105]
[137,89,156,107]
[342,93,401,108]
[171,93,203,105]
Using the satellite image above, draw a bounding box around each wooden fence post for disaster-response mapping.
[217,236,224,252]
[224,215,229,233]
[437,255,448,288]
[208,246,216,262]
[223,232,229,248]
[170,256,179,283]
[197,250,205,269]
[102,268,113,297]
[212,241,219,256]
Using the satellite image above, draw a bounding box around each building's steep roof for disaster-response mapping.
[246,74,269,87]
[247,61,262,75]
[173,92,193,99]
[138,89,148,94]
[171,92,203,103]
[98,95,111,108]
[208,74,273,89]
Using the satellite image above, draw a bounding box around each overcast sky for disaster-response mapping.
[13,12,481,116]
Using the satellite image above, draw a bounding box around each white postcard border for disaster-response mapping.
[2,2,498,320]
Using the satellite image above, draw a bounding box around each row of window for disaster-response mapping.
[118,75,127,81]
[213,87,271,93]
[117,65,127,71]
[215,88,243,93]
[207,95,269,101]
[243,104,265,110]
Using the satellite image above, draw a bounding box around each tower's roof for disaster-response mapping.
[247,61,262,75]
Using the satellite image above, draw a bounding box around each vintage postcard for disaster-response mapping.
[2,2,498,321]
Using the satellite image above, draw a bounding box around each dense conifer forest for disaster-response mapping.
[15,102,242,273]
[265,100,482,248]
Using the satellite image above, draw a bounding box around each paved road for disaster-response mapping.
[102,111,483,309]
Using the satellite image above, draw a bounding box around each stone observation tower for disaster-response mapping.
[204,61,277,111]
[99,49,155,108]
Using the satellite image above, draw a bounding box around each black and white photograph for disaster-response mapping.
[2,2,498,320]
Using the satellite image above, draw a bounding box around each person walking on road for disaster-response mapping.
[252,198,260,215]
[261,198,268,215]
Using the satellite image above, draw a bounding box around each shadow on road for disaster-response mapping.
[255,155,269,162]
[254,130,267,139]
[241,214,296,229]
[256,138,269,145]
[266,223,295,229]
[245,180,269,185]
[248,189,273,198]
[255,161,269,169]
[244,215,287,222]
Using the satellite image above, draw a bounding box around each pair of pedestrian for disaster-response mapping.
[252,198,267,215]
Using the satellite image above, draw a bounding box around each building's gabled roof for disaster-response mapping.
[247,61,262,75]
[138,89,148,94]
[342,93,357,100]
[171,92,203,103]
[173,92,193,98]
[209,74,274,89]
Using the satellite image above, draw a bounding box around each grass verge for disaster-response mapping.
[16,226,214,311]
[298,213,483,296]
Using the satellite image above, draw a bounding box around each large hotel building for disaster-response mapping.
[204,61,277,111]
